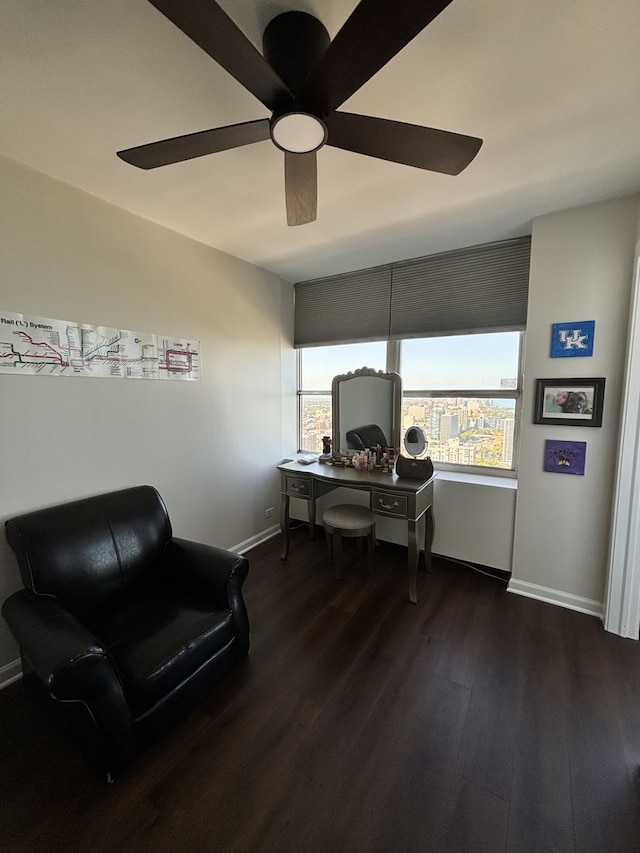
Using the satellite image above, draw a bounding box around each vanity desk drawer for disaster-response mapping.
[285,476,312,499]
[372,491,408,518]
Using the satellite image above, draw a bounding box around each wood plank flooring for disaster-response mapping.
[2,529,640,852]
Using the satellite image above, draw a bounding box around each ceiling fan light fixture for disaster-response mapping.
[270,111,327,154]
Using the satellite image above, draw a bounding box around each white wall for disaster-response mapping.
[430,475,516,570]
[0,155,294,673]
[511,196,640,615]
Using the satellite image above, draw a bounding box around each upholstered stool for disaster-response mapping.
[322,504,376,579]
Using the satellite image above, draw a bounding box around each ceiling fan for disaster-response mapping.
[117,0,482,226]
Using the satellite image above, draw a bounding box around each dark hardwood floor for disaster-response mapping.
[2,528,640,853]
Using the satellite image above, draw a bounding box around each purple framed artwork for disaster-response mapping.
[543,440,586,475]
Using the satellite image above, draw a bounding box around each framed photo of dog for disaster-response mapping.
[534,377,605,427]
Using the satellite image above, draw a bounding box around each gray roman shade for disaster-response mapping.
[294,265,392,347]
[389,237,531,339]
[294,236,530,347]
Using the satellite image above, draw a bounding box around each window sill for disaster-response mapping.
[434,469,518,489]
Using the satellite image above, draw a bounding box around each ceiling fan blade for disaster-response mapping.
[284,152,317,226]
[326,112,482,175]
[117,119,271,169]
[146,0,293,110]
[298,0,455,115]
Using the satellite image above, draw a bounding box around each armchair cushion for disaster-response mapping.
[93,598,235,718]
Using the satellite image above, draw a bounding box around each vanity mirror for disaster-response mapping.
[332,366,402,455]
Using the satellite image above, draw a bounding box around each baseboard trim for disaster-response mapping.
[233,524,280,555]
[0,659,22,690]
[508,578,603,619]
[435,553,510,583]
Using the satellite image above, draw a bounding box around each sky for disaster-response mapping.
[301,333,521,390]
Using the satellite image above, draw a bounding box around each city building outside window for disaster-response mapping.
[400,332,522,474]
[298,332,523,474]
[298,342,386,452]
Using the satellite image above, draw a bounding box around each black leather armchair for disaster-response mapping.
[2,485,250,780]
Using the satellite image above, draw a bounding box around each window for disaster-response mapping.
[297,332,523,473]
[298,342,386,452]
[400,332,522,472]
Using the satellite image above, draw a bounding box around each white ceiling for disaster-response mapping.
[2,0,640,282]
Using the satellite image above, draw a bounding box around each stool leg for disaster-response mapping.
[325,528,333,561]
[367,530,375,574]
[334,533,342,580]
[356,536,364,561]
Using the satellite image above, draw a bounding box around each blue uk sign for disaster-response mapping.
[551,320,595,358]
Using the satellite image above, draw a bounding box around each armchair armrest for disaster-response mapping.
[163,538,250,655]
[2,590,136,777]
[3,590,106,688]
[163,538,248,599]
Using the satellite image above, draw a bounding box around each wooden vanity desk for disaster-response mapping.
[277,459,435,603]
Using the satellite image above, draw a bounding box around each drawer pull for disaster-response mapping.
[378,499,400,511]
[291,483,307,493]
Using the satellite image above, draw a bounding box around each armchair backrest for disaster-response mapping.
[5,486,172,621]
[346,423,388,451]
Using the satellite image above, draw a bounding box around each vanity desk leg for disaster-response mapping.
[424,506,434,573]
[407,506,435,603]
[280,493,290,560]
[407,519,420,604]
[280,493,317,560]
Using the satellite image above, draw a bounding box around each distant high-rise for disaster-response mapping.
[429,407,446,441]
[502,418,515,466]
[440,414,459,442]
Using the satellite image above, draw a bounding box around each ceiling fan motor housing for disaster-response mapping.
[262,11,330,96]
[263,11,330,153]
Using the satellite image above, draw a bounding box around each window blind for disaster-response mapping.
[389,237,531,339]
[294,265,392,347]
[294,236,530,347]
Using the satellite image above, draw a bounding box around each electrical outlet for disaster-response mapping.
[264,507,275,519]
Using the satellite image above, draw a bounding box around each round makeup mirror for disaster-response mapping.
[403,426,427,458]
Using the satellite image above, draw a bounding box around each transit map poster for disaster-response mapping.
[0,312,199,381]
